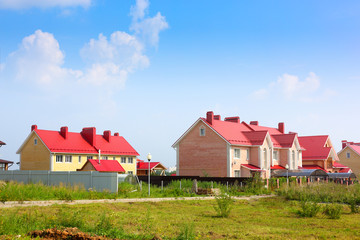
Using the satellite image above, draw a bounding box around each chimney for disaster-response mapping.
[103,130,111,142]
[60,126,68,139]
[278,122,285,133]
[114,132,119,136]
[81,127,96,146]
[31,125,37,132]
[250,121,258,126]
[206,111,214,125]
[224,117,240,123]
[342,140,348,149]
[214,115,221,120]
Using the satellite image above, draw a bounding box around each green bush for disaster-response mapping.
[296,200,321,217]
[349,199,359,213]
[323,203,342,219]
[176,222,196,240]
[214,193,233,218]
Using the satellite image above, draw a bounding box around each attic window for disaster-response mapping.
[200,126,205,136]
[34,139,38,145]
[347,152,351,159]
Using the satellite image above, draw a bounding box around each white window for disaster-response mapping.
[347,152,351,159]
[263,148,267,169]
[200,127,205,136]
[56,155,63,163]
[65,155,72,163]
[273,150,279,161]
[87,156,93,160]
[34,139,37,145]
[128,171,133,175]
[121,157,126,163]
[78,156,81,163]
[128,157,133,164]
[246,149,250,160]
[103,156,108,160]
[234,170,240,177]
[234,149,240,159]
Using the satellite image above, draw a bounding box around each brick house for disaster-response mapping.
[337,140,360,175]
[172,111,303,178]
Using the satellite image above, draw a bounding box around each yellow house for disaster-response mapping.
[338,140,360,175]
[16,125,139,174]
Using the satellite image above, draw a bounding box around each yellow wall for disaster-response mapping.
[338,148,360,176]
[230,146,251,177]
[52,154,137,174]
[20,132,50,170]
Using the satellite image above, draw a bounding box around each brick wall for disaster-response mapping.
[178,121,228,177]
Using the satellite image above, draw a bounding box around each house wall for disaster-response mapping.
[230,146,250,177]
[249,147,259,167]
[338,148,360,175]
[79,161,95,171]
[52,154,136,174]
[20,132,50,170]
[279,149,289,168]
[178,121,228,177]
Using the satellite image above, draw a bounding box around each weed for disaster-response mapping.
[296,200,321,217]
[323,203,342,219]
[214,192,233,218]
[176,222,196,240]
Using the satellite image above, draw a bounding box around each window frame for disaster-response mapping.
[128,157,133,164]
[246,149,250,160]
[65,155,72,163]
[347,152,351,159]
[34,138,38,145]
[87,156,93,160]
[234,148,240,159]
[199,126,205,136]
[78,156,81,163]
[56,155,63,163]
[121,157,126,164]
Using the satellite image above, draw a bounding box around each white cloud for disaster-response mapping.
[0,0,91,9]
[2,0,168,89]
[277,72,320,98]
[4,30,80,86]
[251,72,336,102]
[131,12,169,47]
[80,31,149,87]
[130,0,149,21]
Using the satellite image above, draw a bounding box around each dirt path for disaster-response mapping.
[0,195,273,208]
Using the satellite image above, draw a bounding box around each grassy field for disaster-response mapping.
[1,196,360,239]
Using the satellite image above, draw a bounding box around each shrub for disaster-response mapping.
[323,203,342,219]
[349,199,359,213]
[296,200,321,217]
[176,222,196,240]
[214,193,233,218]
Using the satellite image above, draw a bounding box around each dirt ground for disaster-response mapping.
[28,228,119,240]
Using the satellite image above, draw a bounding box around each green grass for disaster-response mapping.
[0,179,269,202]
[0,197,359,239]
[276,181,360,205]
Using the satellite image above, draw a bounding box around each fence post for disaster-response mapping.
[161,180,163,191]
[47,171,50,185]
[277,178,279,189]
[240,182,243,188]
[266,179,269,189]
[299,177,302,186]
[227,181,229,191]
[180,180,182,190]
[211,181,213,189]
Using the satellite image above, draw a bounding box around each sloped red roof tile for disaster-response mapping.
[88,159,125,172]
[34,128,139,156]
[241,164,264,171]
[271,165,286,170]
[298,136,331,160]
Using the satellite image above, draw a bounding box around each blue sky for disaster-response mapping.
[1,0,360,169]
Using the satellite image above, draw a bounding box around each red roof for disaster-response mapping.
[137,161,166,170]
[199,117,296,147]
[271,165,286,170]
[333,162,349,169]
[348,144,360,156]
[29,127,138,156]
[0,141,5,145]
[241,164,264,171]
[87,159,125,172]
[300,165,328,172]
[298,136,331,160]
